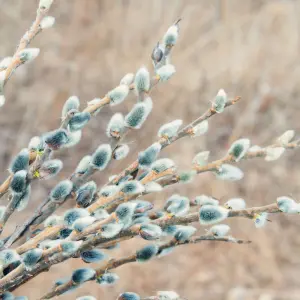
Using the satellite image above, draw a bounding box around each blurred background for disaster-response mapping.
[1,0,300,299]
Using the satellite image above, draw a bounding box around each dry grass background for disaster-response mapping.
[1,0,300,299]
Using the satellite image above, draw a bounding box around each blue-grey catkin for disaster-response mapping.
[62,130,82,148]
[113,144,130,160]
[39,159,63,179]
[106,113,125,139]
[152,42,164,64]
[72,216,96,232]
[28,136,44,152]
[96,272,119,285]
[214,164,244,181]
[157,119,182,139]
[15,185,31,211]
[71,268,96,284]
[64,208,89,227]
[138,142,162,169]
[108,85,129,106]
[75,155,91,175]
[92,208,110,220]
[9,148,30,173]
[134,67,150,94]
[157,291,180,300]
[120,181,145,195]
[22,248,43,269]
[139,224,162,240]
[136,244,159,262]
[2,292,14,300]
[162,225,178,236]
[80,249,106,263]
[164,195,190,216]
[0,249,20,267]
[124,102,152,129]
[99,185,119,198]
[76,297,96,300]
[59,228,73,239]
[151,158,175,174]
[174,225,196,242]
[116,203,136,224]
[199,205,229,225]
[100,223,123,238]
[61,96,80,119]
[117,292,141,300]
[120,73,135,86]
[44,129,69,150]
[193,195,219,206]
[178,170,196,184]
[44,215,63,227]
[156,64,176,81]
[91,144,112,170]
[76,181,97,207]
[68,112,91,132]
[10,170,28,194]
[228,139,250,162]
[212,89,227,113]
[132,216,150,225]
[14,297,28,300]
[163,22,179,46]
[60,241,82,254]
[144,182,163,193]
[133,200,153,213]
[50,180,73,203]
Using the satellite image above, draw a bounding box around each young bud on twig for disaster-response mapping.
[44,215,64,227]
[38,159,63,179]
[28,136,44,153]
[136,244,159,262]
[178,170,196,183]
[208,224,230,237]
[18,48,40,63]
[64,208,89,227]
[212,89,227,113]
[91,144,112,170]
[157,290,180,300]
[191,120,209,137]
[138,142,162,169]
[60,241,82,254]
[199,205,229,225]
[97,273,119,285]
[224,198,246,210]
[174,225,196,242]
[68,112,91,132]
[107,113,125,139]
[134,67,150,94]
[277,196,300,213]
[164,195,190,216]
[113,144,130,160]
[76,181,97,207]
[99,185,120,198]
[72,268,96,284]
[72,216,96,232]
[151,158,176,174]
[39,0,53,10]
[44,129,69,150]
[228,139,250,161]
[125,101,152,129]
[265,147,285,161]
[156,64,176,82]
[132,200,153,213]
[116,203,136,225]
[276,130,295,146]
[92,208,110,220]
[108,85,129,106]
[139,224,162,240]
[100,223,123,238]
[50,180,73,203]
[192,151,210,166]
[9,148,30,173]
[80,249,107,263]
[254,212,268,228]
[163,22,180,47]
[40,16,55,29]
[75,155,91,175]
[62,96,80,119]
[214,164,244,181]
[158,120,182,140]
[0,249,21,268]
[120,181,145,195]
[163,225,178,236]
[144,182,163,193]
[120,73,135,86]
[10,170,28,194]
[22,248,43,270]
[117,292,141,300]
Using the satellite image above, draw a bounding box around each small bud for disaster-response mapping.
[108,85,129,106]
[92,208,110,220]
[75,155,91,175]
[100,223,123,238]
[120,181,145,195]
[192,151,210,166]
[39,0,53,9]
[44,129,69,150]
[138,142,162,169]
[208,224,230,237]
[9,148,30,173]
[158,120,182,139]
[77,297,96,300]
[91,144,112,170]
[68,112,91,132]
[178,170,196,183]
[39,159,63,179]
[124,102,152,129]
[106,113,125,139]
[212,89,227,113]
[0,249,20,267]
[22,248,43,269]
[28,136,44,152]
[254,212,268,228]
[50,180,73,203]
[132,200,153,213]
[214,164,244,181]
[136,244,159,262]
[44,215,64,227]
[15,185,31,211]
[72,268,96,284]
[60,241,82,254]
[72,216,96,232]
[40,16,55,29]
[174,225,196,242]
[76,181,97,207]
[80,249,107,263]
[99,185,119,198]
[265,147,285,161]
[228,138,250,161]
[116,203,136,224]
[224,198,246,210]
[0,57,13,69]
[165,195,190,216]
[156,64,176,81]
[113,144,130,160]
[277,196,300,213]
[199,205,229,225]
[139,224,162,240]
[96,272,119,285]
[64,208,89,227]
[190,120,209,137]
[134,67,150,94]
[117,292,140,300]
[18,48,40,63]
[120,73,135,86]
[10,170,28,194]
[157,290,180,300]
[144,182,163,193]
[151,158,176,174]
[163,23,179,46]
[277,130,295,145]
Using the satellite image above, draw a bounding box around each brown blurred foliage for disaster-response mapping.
[1,0,300,299]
